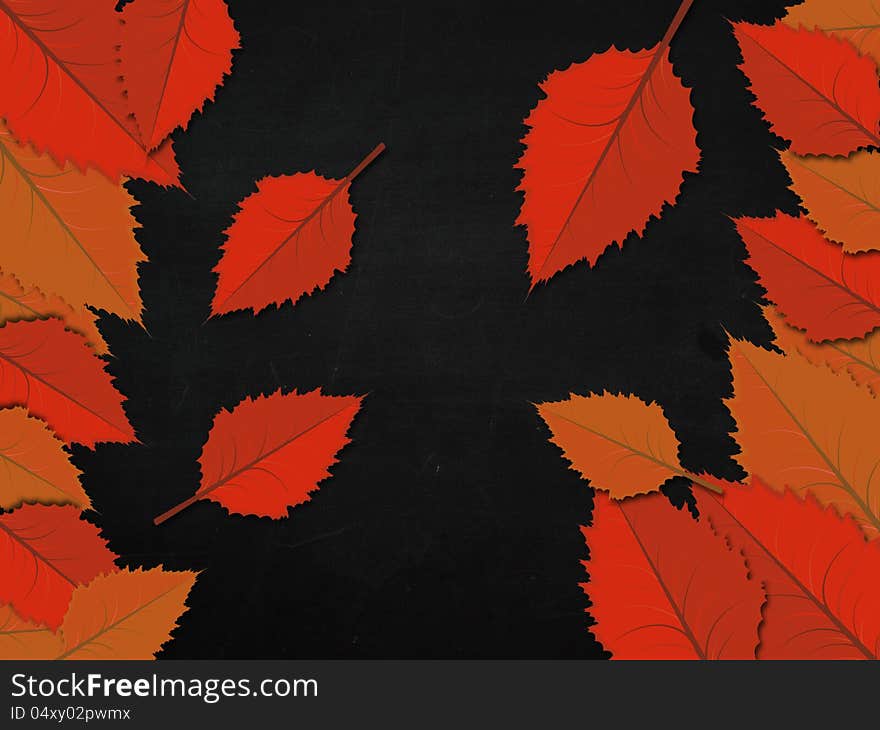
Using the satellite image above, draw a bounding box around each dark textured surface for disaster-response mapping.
[77,0,794,658]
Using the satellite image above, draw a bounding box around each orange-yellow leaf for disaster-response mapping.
[0,123,144,323]
[535,393,721,498]
[780,149,880,253]
[0,407,86,510]
[0,272,107,355]
[58,568,196,660]
[0,604,62,660]
[727,336,880,534]
[765,304,880,396]
[784,0,880,69]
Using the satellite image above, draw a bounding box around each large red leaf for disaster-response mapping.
[211,144,385,316]
[154,389,363,523]
[583,492,765,659]
[696,479,880,659]
[733,21,880,156]
[121,0,240,151]
[516,0,699,287]
[0,0,180,185]
[0,319,135,447]
[734,213,880,341]
[0,504,117,630]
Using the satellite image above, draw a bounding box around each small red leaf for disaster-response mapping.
[0,504,117,630]
[584,492,765,659]
[0,319,135,447]
[733,21,880,156]
[155,389,363,523]
[211,144,384,316]
[734,213,880,341]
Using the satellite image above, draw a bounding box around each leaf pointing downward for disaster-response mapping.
[121,0,240,151]
[211,144,385,316]
[536,393,722,499]
[0,0,180,185]
[696,478,880,659]
[516,0,699,286]
[0,123,145,324]
[0,407,87,510]
[733,21,880,156]
[584,492,765,659]
[0,504,117,630]
[155,389,363,524]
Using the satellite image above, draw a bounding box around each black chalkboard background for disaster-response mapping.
[80,0,796,658]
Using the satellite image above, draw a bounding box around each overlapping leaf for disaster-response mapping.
[516,0,699,286]
[121,0,240,151]
[0,319,135,447]
[697,478,880,659]
[0,603,61,660]
[0,407,86,510]
[155,389,363,523]
[536,392,722,498]
[734,213,880,341]
[0,504,117,630]
[0,0,180,185]
[733,21,880,156]
[584,492,765,659]
[780,149,880,254]
[0,123,145,323]
[727,336,880,534]
[784,0,880,68]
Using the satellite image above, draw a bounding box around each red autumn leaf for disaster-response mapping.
[516,0,699,287]
[211,144,384,316]
[696,478,880,659]
[154,389,363,524]
[0,504,117,630]
[734,213,880,341]
[733,21,880,156]
[583,492,765,659]
[0,0,180,185]
[121,0,240,151]
[0,319,135,447]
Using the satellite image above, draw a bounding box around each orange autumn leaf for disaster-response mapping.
[0,123,144,324]
[780,149,880,254]
[0,604,62,660]
[121,0,240,151]
[733,21,880,156]
[58,568,196,660]
[0,319,135,448]
[516,0,699,286]
[211,144,385,316]
[765,305,880,396]
[696,478,880,659]
[155,389,363,524]
[0,407,87,510]
[726,336,880,535]
[0,0,180,185]
[0,272,107,355]
[784,0,880,69]
[584,492,765,659]
[535,393,721,498]
[0,504,117,630]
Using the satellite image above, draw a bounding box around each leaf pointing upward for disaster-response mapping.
[516,0,699,286]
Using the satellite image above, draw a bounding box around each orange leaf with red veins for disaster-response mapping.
[0,0,180,185]
[121,0,240,151]
[211,144,385,316]
[732,21,880,156]
[0,319,135,447]
[583,492,765,659]
[155,389,363,524]
[734,213,880,342]
[696,479,880,659]
[0,504,117,630]
[516,0,699,286]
